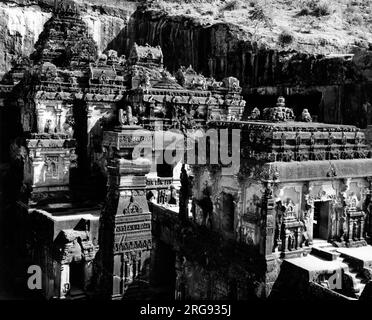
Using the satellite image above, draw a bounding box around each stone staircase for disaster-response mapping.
[311,240,341,261]
[310,239,369,299]
[66,288,88,300]
[341,260,366,298]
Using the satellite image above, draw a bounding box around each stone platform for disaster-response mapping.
[336,246,372,269]
[284,242,372,299]
[285,254,348,277]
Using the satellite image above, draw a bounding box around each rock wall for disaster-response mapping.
[0,3,51,79]
[122,10,363,85]
[119,8,372,127]
[1,2,371,126]
[0,0,139,80]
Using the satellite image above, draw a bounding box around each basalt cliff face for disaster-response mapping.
[0,0,138,79]
[1,0,372,127]
[120,8,372,127]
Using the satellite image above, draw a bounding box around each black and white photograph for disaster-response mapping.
[0,0,372,310]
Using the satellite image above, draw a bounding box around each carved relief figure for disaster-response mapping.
[301,109,312,122]
[249,107,260,120]
[118,106,138,126]
[44,119,53,133]
[62,114,74,136]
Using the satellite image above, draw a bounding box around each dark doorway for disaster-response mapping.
[69,261,85,295]
[313,201,330,240]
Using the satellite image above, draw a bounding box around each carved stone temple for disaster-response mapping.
[1,1,372,301]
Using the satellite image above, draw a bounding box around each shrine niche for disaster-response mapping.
[53,225,99,299]
[243,183,263,222]
[123,200,143,215]
[239,220,259,246]
[276,185,302,218]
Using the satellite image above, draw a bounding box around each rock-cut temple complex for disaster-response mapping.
[1,3,372,300]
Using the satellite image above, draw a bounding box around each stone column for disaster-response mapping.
[97,124,152,299]
[87,105,94,133]
[60,264,70,299]
[297,226,302,249]
[348,216,353,242]
[55,104,63,132]
[261,181,276,256]
[360,216,365,241]
[303,182,314,245]
[366,177,372,241]
[36,103,46,133]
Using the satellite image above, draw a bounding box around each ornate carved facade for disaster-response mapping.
[2,1,372,301]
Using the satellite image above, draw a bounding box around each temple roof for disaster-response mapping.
[211,115,370,164]
[90,64,117,80]
[152,76,184,90]
[129,43,163,66]
[58,229,90,243]
[32,8,97,68]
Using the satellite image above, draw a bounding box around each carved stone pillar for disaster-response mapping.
[55,104,63,132]
[366,177,372,241]
[60,264,70,299]
[97,124,152,299]
[360,216,365,241]
[87,105,94,133]
[348,216,354,242]
[297,226,302,249]
[303,182,314,245]
[261,181,276,257]
[36,103,46,133]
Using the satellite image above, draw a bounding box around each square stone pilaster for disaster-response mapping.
[97,125,153,299]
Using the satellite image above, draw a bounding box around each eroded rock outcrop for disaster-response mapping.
[0,3,51,79]
[0,0,138,79]
[118,8,372,127]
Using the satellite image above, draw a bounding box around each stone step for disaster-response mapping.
[344,266,367,298]
[67,290,87,300]
[311,246,341,261]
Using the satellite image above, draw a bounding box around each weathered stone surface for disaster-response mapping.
[0,3,51,79]
[122,10,365,87]
[0,0,138,80]
[353,49,372,82]
[117,8,372,128]
[1,2,371,129]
